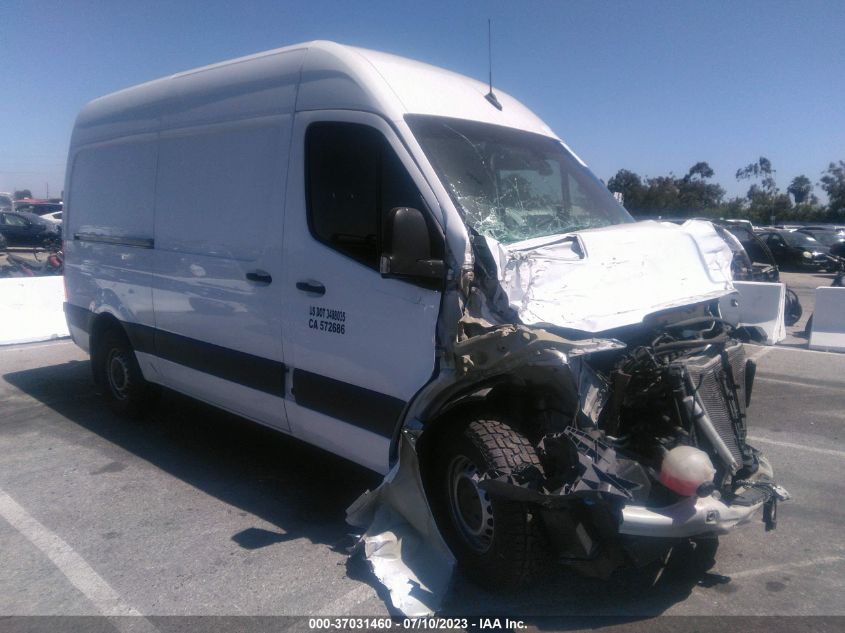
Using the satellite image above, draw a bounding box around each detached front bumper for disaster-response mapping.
[618,456,783,538]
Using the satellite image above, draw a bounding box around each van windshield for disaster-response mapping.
[407,115,632,245]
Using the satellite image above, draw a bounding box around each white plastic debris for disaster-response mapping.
[346,439,455,617]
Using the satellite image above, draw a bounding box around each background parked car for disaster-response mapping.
[0,193,13,212]
[756,229,829,271]
[797,224,845,236]
[716,219,780,281]
[796,227,845,250]
[12,199,63,216]
[0,211,61,247]
[40,210,63,225]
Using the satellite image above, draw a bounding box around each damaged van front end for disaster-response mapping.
[448,316,787,573]
[459,221,789,538]
[349,114,788,615]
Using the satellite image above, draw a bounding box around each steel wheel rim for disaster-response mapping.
[107,350,130,401]
[447,455,494,553]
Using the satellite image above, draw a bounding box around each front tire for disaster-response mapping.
[433,418,549,589]
[95,328,157,418]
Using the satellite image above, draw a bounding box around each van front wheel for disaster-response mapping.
[96,328,157,418]
[434,418,549,589]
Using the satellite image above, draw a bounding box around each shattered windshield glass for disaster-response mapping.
[407,115,632,244]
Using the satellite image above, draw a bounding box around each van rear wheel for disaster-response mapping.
[96,328,157,418]
[434,418,549,589]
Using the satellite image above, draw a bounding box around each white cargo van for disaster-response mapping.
[65,41,786,587]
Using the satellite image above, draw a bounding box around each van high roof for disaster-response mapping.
[72,40,559,148]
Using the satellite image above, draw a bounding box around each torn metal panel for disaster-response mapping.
[452,322,625,376]
[485,220,735,332]
[346,438,455,617]
[479,428,647,507]
[570,356,611,428]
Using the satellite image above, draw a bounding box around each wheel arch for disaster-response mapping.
[414,373,575,501]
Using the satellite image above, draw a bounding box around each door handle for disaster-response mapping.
[246,270,272,284]
[296,281,326,296]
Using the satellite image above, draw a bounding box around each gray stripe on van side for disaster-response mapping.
[65,303,403,436]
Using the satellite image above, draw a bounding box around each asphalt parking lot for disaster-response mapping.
[0,334,843,623]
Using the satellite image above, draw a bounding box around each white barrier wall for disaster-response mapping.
[719,281,786,345]
[0,276,69,345]
[809,287,845,353]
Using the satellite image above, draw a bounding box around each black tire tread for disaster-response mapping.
[468,420,545,585]
[436,417,549,589]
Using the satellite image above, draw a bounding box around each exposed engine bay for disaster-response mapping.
[451,309,790,574]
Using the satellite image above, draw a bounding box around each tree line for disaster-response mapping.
[607,158,845,225]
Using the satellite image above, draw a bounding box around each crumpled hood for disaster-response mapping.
[486,220,735,332]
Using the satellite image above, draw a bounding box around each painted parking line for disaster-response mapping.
[0,487,158,631]
[748,343,845,359]
[770,344,845,357]
[755,376,840,390]
[748,436,845,459]
[747,345,776,362]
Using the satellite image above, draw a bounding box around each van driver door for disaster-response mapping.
[280,111,443,474]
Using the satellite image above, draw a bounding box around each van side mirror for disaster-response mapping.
[380,207,446,284]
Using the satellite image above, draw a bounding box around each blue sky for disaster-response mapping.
[1,0,843,200]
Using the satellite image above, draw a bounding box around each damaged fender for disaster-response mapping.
[347,437,456,616]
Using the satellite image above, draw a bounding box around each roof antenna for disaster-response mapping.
[485,19,503,111]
